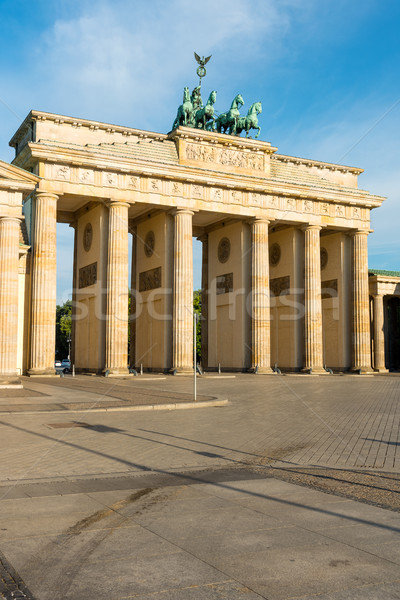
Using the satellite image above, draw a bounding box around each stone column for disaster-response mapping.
[29,191,58,376]
[69,221,77,368]
[373,294,387,372]
[303,225,325,373]
[350,230,372,373]
[250,218,272,373]
[198,233,208,370]
[172,209,194,373]
[105,201,130,375]
[0,217,22,386]
[129,225,137,369]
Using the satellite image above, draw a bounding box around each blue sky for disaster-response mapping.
[0,0,399,301]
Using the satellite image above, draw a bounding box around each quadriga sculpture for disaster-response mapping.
[235,102,262,139]
[172,87,193,129]
[193,90,217,130]
[215,94,244,135]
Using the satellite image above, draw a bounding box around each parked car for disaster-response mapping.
[55,360,62,368]
[61,359,71,373]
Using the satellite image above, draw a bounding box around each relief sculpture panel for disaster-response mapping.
[79,262,97,289]
[139,266,162,292]
[185,143,263,171]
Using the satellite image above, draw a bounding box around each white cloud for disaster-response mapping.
[32,0,299,131]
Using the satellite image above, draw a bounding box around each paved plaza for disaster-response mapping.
[0,373,399,599]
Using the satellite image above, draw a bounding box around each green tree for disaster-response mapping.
[55,300,72,360]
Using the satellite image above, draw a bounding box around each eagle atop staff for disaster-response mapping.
[194,52,212,83]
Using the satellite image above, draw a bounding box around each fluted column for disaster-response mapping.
[303,225,325,373]
[70,221,77,368]
[172,209,194,373]
[0,217,22,386]
[29,192,58,376]
[250,218,272,373]
[350,230,372,372]
[198,233,208,369]
[105,201,130,375]
[373,294,387,372]
[129,225,137,369]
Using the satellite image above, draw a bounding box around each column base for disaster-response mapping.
[0,375,23,389]
[374,367,389,373]
[170,367,194,376]
[104,368,130,377]
[248,366,274,374]
[27,368,57,377]
[301,367,329,375]
[350,366,374,375]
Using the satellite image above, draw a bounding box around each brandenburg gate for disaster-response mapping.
[1,94,397,385]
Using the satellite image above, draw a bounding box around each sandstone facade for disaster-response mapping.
[0,110,398,384]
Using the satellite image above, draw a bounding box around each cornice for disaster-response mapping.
[168,126,277,154]
[9,109,167,148]
[13,141,385,208]
[273,154,363,175]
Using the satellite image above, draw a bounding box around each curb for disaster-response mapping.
[0,398,229,415]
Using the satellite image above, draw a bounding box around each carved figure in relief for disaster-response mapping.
[247,153,263,170]
[172,182,182,194]
[304,200,313,212]
[80,169,92,182]
[234,102,262,138]
[336,205,344,216]
[56,165,70,180]
[105,173,117,186]
[216,94,244,135]
[129,176,139,188]
[321,203,329,215]
[231,191,241,203]
[193,185,202,197]
[172,87,193,129]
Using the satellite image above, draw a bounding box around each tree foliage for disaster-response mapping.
[193,289,201,361]
[55,300,72,360]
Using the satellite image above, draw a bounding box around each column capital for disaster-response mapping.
[0,216,22,225]
[248,217,271,227]
[301,224,322,232]
[35,191,59,202]
[348,228,370,237]
[171,207,196,217]
[107,200,130,209]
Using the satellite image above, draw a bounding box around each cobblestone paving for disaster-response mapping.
[0,549,35,599]
[0,374,398,486]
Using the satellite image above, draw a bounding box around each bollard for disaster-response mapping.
[218,363,221,374]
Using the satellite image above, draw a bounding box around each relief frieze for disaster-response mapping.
[128,176,139,189]
[79,168,94,184]
[103,172,118,186]
[171,181,183,195]
[54,165,70,181]
[185,143,264,171]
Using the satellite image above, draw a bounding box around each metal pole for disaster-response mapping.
[194,313,197,401]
